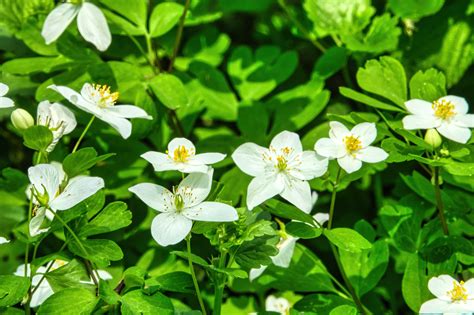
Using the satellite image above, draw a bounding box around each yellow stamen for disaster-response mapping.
[92,84,119,107]
[276,156,287,171]
[432,99,456,120]
[170,145,191,162]
[448,280,468,302]
[344,135,362,156]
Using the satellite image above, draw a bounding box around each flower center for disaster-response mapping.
[344,135,362,155]
[170,146,193,163]
[67,0,83,5]
[448,280,468,302]
[276,156,288,171]
[92,84,119,108]
[432,99,456,120]
[174,194,185,212]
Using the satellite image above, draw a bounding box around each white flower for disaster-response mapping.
[27,162,104,236]
[314,122,388,174]
[37,101,77,153]
[129,170,238,246]
[420,275,474,314]
[0,236,10,244]
[0,83,14,108]
[41,0,111,51]
[142,138,226,174]
[266,295,291,315]
[48,83,152,139]
[402,96,474,144]
[15,260,111,308]
[232,131,328,213]
[249,212,329,281]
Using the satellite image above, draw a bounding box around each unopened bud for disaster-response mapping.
[11,108,34,130]
[424,129,442,149]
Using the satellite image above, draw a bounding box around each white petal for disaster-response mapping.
[0,237,10,244]
[314,138,345,159]
[151,212,192,246]
[96,269,113,281]
[128,183,174,212]
[168,138,196,156]
[41,3,79,44]
[280,178,312,213]
[177,171,212,207]
[30,280,54,308]
[107,105,152,120]
[313,213,329,226]
[405,99,433,115]
[329,121,350,142]
[351,122,377,147]
[428,275,456,300]
[99,114,133,139]
[440,95,469,114]
[28,164,61,200]
[77,3,111,51]
[419,298,450,314]
[402,114,439,130]
[272,237,297,268]
[357,146,388,163]
[183,202,238,222]
[50,176,104,211]
[290,151,328,180]
[454,114,474,128]
[246,174,284,210]
[270,131,302,153]
[266,296,290,314]
[232,143,268,177]
[29,207,50,237]
[337,155,362,174]
[141,151,174,172]
[0,97,14,108]
[48,84,99,116]
[176,164,209,173]
[190,153,226,165]
[0,83,9,96]
[437,123,472,144]
[49,102,77,134]
[464,278,474,297]
[249,265,267,281]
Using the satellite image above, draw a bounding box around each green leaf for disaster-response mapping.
[330,305,358,315]
[295,293,354,313]
[23,125,53,152]
[286,222,323,239]
[123,266,146,290]
[121,290,174,315]
[227,45,298,100]
[0,275,29,307]
[69,239,123,266]
[312,46,347,80]
[339,87,404,112]
[443,161,474,177]
[149,3,184,37]
[145,272,194,294]
[356,56,407,107]
[388,0,444,19]
[264,200,315,226]
[100,0,147,30]
[79,202,132,237]
[234,236,279,269]
[45,259,90,292]
[63,147,115,178]
[2,56,71,75]
[324,228,372,253]
[409,68,446,101]
[37,288,98,315]
[149,73,188,110]
[171,251,209,267]
[99,281,121,305]
[237,101,268,142]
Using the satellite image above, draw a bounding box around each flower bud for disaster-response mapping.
[11,108,34,130]
[424,129,442,149]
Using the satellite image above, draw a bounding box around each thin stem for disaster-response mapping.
[51,211,89,258]
[328,167,342,229]
[35,151,43,165]
[186,235,207,315]
[24,188,35,315]
[433,167,449,235]
[168,0,191,72]
[129,33,152,66]
[145,34,158,73]
[72,116,95,153]
[213,252,227,315]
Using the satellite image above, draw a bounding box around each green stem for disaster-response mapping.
[213,252,227,315]
[433,167,449,235]
[72,116,95,153]
[145,34,158,73]
[24,188,35,315]
[35,151,43,165]
[168,0,191,72]
[51,211,89,257]
[327,167,342,229]
[186,235,207,315]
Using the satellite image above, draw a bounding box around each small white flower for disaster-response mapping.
[142,138,226,174]
[420,275,474,314]
[41,0,111,51]
[266,295,291,315]
[0,236,10,244]
[48,83,152,139]
[129,170,238,246]
[314,122,388,174]
[232,131,328,213]
[37,101,77,153]
[27,162,104,236]
[0,83,14,108]
[15,260,111,308]
[249,212,329,281]
[402,96,474,144]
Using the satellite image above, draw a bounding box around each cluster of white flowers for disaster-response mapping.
[420,275,474,313]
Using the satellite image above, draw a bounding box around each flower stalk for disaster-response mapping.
[186,234,207,315]
[72,115,95,153]
[433,166,449,235]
